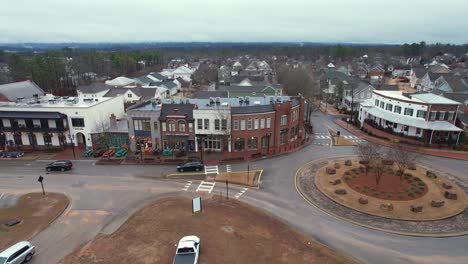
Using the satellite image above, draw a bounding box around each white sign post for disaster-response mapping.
[192,197,202,214]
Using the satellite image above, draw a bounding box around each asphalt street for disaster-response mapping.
[0,111,467,264]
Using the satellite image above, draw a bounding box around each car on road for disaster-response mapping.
[1,152,24,158]
[173,236,200,264]
[46,160,73,172]
[177,161,204,172]
[0,241,35,264]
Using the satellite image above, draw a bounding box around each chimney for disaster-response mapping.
[110,113,117,127]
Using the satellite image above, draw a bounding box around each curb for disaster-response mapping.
[294,158,468,238]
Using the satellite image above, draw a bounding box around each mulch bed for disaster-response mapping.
[343,168,428,201]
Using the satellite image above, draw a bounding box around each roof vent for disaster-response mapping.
[215,97,221,105]
[221,102,228,106]
[209,97,215,105]
[245,96,250,105]
[239,97,244,105]
[254,101,261,105]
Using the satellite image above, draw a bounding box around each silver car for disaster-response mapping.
[0,241,35,264]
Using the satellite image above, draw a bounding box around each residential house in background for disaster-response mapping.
[410,67,426,88]
[105,76,141,87]
[76,83,112,98]
[218,85,282,97]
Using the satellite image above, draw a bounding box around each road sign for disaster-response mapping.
[38,175,45,195]
[192,197,202,214]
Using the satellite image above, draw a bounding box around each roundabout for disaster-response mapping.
[296,157,468,237]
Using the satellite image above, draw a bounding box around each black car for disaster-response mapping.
[177,161,204,172]
[46,160,73,172]
[93,149,105,157]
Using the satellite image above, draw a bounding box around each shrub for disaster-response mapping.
[404,175,410,180]
[362,189,368,193]
[414,177,421,182]
[418,182,425,186]
[352,175,357,179]
[398,194,404,199]
[345,171,351,176]
[415,190,422,195]
[355,186,361,190]
[344,176,351,180]
[386,194,392,198]
[408,193,415,198]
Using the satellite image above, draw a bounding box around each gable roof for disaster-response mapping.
[412,67,426,78]
[77,82,112,94]
[0,80,46,101]
[149,72,166,81]
[103,87,158,99]
[149,81,177,89]
[218,85,279,94]
[105,76,138,86]
[135,75,154,84]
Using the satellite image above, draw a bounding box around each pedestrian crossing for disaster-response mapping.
[196,181,216,193]
[235,187,249,198]
[312,133,366,144]
[182,181,193,191]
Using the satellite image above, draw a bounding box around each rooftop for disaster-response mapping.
[0,80,46,102]
[373,90,460,105]
[0,95,116,109]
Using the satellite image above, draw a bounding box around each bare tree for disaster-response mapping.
[214,107,231,152]
[371,159,388,186]
[354,142,382,177]
[388,145,419,179]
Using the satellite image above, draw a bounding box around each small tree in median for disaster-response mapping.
[388,145,419,179]
[354,142,382,177]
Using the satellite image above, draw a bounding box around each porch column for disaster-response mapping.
[429,130,434,145]
[194,136,198,152]
[456,132,461,145]
[228,136,231,152]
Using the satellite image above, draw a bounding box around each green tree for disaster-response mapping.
[7,53,30,81]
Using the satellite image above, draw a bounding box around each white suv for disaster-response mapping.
[0,241,35,264]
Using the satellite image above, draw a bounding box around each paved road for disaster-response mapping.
[0,110,467,264]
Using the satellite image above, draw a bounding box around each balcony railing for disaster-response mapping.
[1,125,69,133]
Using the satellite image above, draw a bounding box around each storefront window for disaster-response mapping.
[234,138,245,151]
[248,137,258,149]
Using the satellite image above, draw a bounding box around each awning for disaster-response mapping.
[364,107,462,132]
[0,111,66,119]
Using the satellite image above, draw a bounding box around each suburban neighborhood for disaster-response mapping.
[1,1,468,264]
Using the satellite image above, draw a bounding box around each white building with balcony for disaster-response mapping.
[358,90,462,145]
[0,95,125,149]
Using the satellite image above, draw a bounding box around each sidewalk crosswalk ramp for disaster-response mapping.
[196,181,216,193]
[235,187,248,198]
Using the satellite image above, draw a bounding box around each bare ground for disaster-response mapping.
[59,196,359,264]
[0,192,69,251]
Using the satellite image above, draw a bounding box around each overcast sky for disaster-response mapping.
[1,0,467,44]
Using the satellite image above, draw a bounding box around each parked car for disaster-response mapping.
[102,149,116,158]
[46,160,73,172]
[173,236,200,264]
[0,241,35,264]
[93,149,105,157]
[81,149,94,157]
[114,149,128,157]
[177,161,204,172]
[1,152,24,158]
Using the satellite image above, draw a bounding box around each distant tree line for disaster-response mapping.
[2,48,162,94]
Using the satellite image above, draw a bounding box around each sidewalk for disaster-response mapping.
[335,119,468,161]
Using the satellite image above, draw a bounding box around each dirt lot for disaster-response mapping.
[0,192,69,251]
[59,196,358,264]
[215,170,261,186]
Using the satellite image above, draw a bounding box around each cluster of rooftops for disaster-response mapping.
[130,95,300,114]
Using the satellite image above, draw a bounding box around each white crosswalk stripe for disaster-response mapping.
[182,181,192,191]
[196,181,216,193]
[235,187,249,198]
[226,165,232,173]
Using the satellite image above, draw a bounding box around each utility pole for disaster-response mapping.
[226,180,229,200]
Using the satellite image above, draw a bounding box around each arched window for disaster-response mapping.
[168,120,176,132]
[178,120,186,132]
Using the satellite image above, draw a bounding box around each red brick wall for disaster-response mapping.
[430,104,459,112]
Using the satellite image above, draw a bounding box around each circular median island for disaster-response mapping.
[297,158,468,236]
